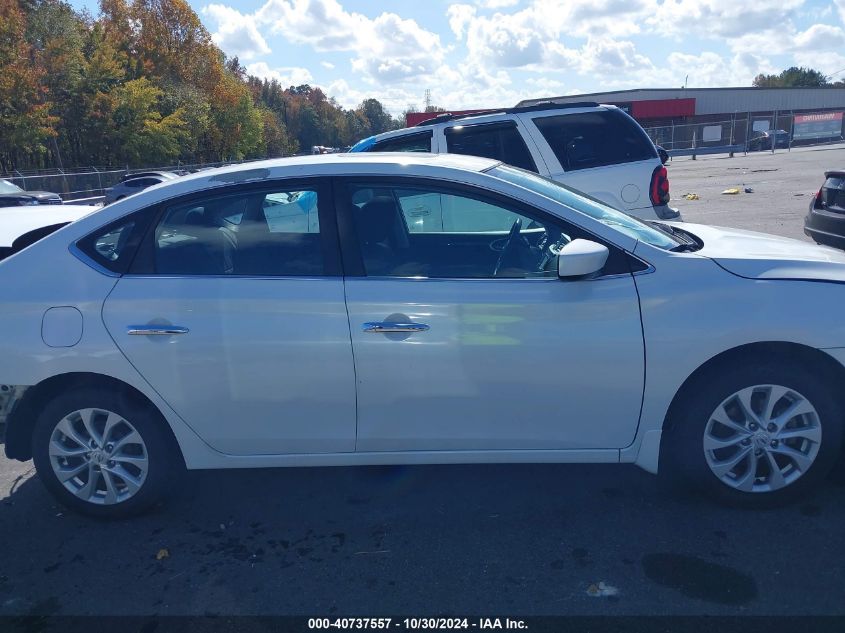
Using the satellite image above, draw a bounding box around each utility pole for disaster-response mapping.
[424,89,432,111]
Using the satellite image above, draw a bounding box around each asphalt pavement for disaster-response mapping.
[669,142,845,239]
[2,454,845,617]
[2,144,845,619]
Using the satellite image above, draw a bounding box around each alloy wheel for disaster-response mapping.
[48,408,149,505]
[703,384,822,493]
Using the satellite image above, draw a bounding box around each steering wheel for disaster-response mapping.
[492,218,523,277]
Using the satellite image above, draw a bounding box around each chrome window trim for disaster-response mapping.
[355,273,634,283]
[120,274,339,281]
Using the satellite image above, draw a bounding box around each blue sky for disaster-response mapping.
[68,0,845,114]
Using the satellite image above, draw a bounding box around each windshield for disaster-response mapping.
[489,165,680,250]
[349,136,376,152]
[0,180,24,194]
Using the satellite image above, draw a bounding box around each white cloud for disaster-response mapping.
[834,0,845,25]
[728,21,845,58]
[793,23,845,50]
[203,4,270,60]
[256,0,365,51]
[447,4,476,39]
[450,0,652,73]
[465,10,546,67]
[475,0,521,8]
[664,51,773,88]
[246,62,313,86]
[794,51,845,78]
[351,12,446,81]
[253,0,446,83]
[650,0,806,39]
[198,0,845,116]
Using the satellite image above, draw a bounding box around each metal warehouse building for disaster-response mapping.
[517,87,845,125]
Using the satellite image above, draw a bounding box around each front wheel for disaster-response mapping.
[32,389,181,518]
[663,362,843,507]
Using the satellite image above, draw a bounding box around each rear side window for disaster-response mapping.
[533,110,656,171]
[371,131,432,152]
[445,123,537,172]
[75,208,156,274]
[153,188,324,276]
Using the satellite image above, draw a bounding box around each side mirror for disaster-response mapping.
[557,239,610,279]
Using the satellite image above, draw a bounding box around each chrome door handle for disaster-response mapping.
[362,322,430,334]
[127,326,190,336]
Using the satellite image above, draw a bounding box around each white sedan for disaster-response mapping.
[0,204,95,262]
[1,153,844,517]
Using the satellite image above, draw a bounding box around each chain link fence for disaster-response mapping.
[1,158,272,204]
[643,110,844,158]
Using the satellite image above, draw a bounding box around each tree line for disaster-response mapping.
[752,66,845,88]
[0,0,405,173]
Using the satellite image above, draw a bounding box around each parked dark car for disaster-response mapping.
[0,179,63,207]
[746,129,790,151]
[805,170,845,249]
[104,171,178,204]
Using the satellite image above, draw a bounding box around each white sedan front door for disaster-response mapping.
[338,179,645,452]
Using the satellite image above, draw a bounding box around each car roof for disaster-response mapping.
[0,204,96,247]
[172,152,500,186]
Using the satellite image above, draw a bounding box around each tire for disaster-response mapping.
[662,359,844,507]
[32,388,182,518]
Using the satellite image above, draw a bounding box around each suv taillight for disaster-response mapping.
[814,187,824,209]
[650,165,670,206]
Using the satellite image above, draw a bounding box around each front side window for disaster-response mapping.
[445,123,537,172]
[345,183,581,279]
[533,110,657,171]
[370,131,433,152]
[490,165,679,250]
[153,187,324,276]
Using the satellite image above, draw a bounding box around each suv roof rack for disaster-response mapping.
[413,101,601,127]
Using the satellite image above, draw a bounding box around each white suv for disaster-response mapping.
[350,102,678,221]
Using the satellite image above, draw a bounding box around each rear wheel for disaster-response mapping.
[663,361,843,507]
[32,388,180,518]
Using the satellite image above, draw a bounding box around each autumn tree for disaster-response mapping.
[129,0,222,90]
[208,71,263,161]
[0,0,57,171]
[1,0,400,171]
[357,98,394,136]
